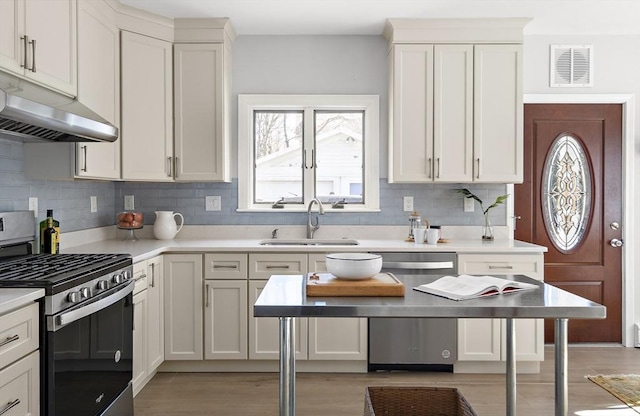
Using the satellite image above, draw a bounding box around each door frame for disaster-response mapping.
[506,94,636,347]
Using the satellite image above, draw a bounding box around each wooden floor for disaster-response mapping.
[134,346,640,415]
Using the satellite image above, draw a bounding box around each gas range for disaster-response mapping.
[0,253,133,315]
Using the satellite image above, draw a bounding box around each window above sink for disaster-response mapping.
[237,94,380,213]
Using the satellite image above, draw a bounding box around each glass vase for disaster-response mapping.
[482,213,494,241]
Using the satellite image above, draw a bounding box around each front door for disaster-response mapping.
[515,104,623,342]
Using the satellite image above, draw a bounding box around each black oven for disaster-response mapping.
[46,280,134,416]
[0,211,134,416]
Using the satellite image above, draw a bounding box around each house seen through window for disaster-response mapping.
[238,95,379,212]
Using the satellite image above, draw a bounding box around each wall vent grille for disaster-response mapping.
[550,45,593,87]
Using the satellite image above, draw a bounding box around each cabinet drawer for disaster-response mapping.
[249,254,307,280]
[0,303,39,369]
[204,254,248,280]
[0,350,39,416]
[133,261,148,295]
[457,253,543,280]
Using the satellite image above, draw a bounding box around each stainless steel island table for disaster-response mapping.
[254,274,606,416]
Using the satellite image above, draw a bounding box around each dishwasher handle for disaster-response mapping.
[382,261,454,270]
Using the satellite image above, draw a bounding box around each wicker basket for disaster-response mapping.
[364,386,478,416]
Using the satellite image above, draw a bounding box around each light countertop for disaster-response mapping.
[64,237,547,264]
[0,288,44,315]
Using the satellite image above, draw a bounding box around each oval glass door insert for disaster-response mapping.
[542,134,592,253]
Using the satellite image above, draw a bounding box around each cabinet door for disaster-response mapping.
[0,351,39,416]
[473,44,523,183]
[121,31,173,181]
[0,0,23,76]
[163,254,203,360]
[146,256,164,372]
[174,43,229,182]
[308,317,367,361]
[24,0,77,95]
[434,44,473,182]
[204,280,247,359]
[248,280,307,360]
[388,44,434,183]
[76,0,120,179]
[457,253,544,362]
[132,289,148,395]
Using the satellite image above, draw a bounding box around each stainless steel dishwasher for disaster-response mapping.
[368,252,457,371]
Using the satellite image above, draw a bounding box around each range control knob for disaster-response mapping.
[96,280,108,290]
[80,287,90,299]
[112,273,123,284]
[67,291,81,303]
[122,269,132,281]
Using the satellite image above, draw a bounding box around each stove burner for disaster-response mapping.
[0,253,132,295]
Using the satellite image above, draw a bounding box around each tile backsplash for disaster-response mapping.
[1,138,508,232]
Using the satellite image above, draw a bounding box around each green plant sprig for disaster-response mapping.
[455,188,509,215]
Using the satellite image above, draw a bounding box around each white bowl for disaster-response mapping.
[325,253,382,280]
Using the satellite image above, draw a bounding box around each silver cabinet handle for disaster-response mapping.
[29,38,36,72]
[213,265,238,269]
[205,284,210,308]
[436,157,441,179]
[20,36,28,69]
[174,157,179,179]
[0,399,20,416]
[167,157,172,177]
[0,334,19,348]
[476,158,480,179]
[266,265,290,269]
[149,262,155,288]
[427,158,432,179]
[489,265,514,269]
[81,145,88,172]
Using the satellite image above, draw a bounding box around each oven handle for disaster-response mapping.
[49,280,134,332]
[381,261,454,270]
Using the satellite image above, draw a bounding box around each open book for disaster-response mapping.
[413,274,538,301]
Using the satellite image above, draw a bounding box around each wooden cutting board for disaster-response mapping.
[306,272,405,297]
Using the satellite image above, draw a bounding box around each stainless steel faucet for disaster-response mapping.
[306,198,325,239]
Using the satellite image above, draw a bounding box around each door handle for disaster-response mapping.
[610,238,623,248]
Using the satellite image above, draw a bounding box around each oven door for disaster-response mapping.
[46,280,134,416]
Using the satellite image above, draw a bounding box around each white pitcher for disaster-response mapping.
[153,211,184,240]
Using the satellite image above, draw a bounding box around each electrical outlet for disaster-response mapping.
[28,197,38,217]
[464,197,475,212]
[90,196,98,213]
[124,195,135,211]
[403,196,414,212]
[205,196,221,211]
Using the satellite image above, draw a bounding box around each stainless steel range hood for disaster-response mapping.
[0,78,118,143]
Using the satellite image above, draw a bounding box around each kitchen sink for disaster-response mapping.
[258,238,360,246]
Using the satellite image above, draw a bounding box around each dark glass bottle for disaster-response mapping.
[43,217,58,254]
[39,209,60,253]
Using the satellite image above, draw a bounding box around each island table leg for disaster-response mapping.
[555,318,568,416]
[506,318,516,416]
[280,316,296,416]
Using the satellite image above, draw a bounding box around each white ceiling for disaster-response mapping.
[119,0,640,36]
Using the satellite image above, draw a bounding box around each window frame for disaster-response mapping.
[238,94,380,212]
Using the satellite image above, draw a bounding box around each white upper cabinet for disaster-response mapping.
[385,18,528,184]
[0,0,77,96]
[121,30,174,181]
[174,43,230,182]
[473,44,523,183]
[76,0,120,179]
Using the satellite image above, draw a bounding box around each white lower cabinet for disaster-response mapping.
[456,253,545,369]
[164,254,203,360]
[204,280,248,359]
[0,302,40,415]
[132,256,164,396]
